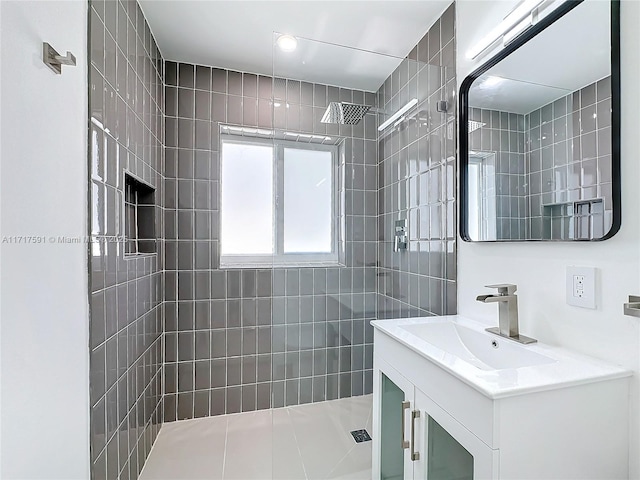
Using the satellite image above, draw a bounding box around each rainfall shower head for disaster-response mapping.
[468,120,486,133]
[321,102,372,125]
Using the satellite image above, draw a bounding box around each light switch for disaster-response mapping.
[566,266,596,309]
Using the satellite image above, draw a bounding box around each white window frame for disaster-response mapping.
[468,152,497,241]
[219,134,340,269]
[468,159,482,241]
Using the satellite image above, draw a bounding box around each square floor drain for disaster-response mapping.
[350,429,372,443]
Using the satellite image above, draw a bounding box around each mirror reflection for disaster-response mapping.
[462,0,618,241]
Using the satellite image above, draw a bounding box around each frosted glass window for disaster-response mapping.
[219,136,338,268]
[468,162,480,241]
[220,142,273,255]
[283,148,332,253]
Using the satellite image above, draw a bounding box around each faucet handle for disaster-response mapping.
[485,284,517,295]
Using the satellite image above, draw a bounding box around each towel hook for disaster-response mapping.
[43,42,76,75]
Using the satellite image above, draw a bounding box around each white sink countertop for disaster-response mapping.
[372,315,632,399]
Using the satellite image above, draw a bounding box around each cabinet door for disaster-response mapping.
[373,359,415,479]
[413,388,497,480]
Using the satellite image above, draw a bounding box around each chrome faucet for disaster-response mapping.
[476,284,536,344]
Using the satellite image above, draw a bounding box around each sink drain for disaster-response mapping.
[491,340,499,348]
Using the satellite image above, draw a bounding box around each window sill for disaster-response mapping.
[123,252,157,260]
[219,260,344,270]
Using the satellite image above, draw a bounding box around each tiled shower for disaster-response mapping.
[87,1,457,479]
[162,62,379,421]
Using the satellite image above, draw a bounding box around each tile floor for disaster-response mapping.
[140,394,373,480]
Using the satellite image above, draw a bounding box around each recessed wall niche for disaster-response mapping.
[124,173,156,255]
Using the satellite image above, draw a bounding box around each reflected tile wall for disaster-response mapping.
[376,3,457,318]
[526,76,613,239]
[89,1,164,479]
[469,108,527,240]
[468,77,612,241]
[163,62,378,421]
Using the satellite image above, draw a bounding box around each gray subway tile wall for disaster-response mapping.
[377,3,457,319]
[89,1,164,479]
[526,76,613,239]
[163,62,378,421]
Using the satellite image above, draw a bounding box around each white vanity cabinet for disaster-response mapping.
[374,357,495,479]
[372,317,631,480]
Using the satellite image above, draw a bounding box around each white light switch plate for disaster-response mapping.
[566,266,596,309]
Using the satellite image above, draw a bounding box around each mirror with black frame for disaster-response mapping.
[460,0,620,242]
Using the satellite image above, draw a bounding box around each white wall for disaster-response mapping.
[0,1,90,478]
[457,1,640,477]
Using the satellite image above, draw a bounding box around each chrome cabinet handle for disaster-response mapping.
[411,409,420,461]
[401,401,410,449]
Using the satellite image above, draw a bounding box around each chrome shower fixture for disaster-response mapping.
[321,102,372,125]
[436,100,449,112]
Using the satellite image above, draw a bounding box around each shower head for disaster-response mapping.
[320,102,372,125]
[468,120,486,132]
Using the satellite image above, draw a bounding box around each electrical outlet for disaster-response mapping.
[567,266,596,309]
[573,275,585,297]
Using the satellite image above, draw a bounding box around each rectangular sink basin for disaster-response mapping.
[399,322,556,371]
[372,315,632,399]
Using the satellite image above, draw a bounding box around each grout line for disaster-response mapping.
[137,412,164,480]
[284,407,310,480]
[325,443,357,479]
[221,415,230,479]
[295,395,371,479]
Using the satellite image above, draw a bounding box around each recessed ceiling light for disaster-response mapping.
[277,35,297,52]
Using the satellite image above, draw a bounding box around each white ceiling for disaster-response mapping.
[469,0,610,114]
[272,35,404,92]
[470,77,573,114]
[139,0,452,92]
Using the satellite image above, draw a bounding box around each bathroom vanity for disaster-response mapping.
[372,316,631,479]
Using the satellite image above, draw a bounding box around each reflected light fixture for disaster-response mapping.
[277,34,297,52]
[378,98,418,132]
[466,0,545,59]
